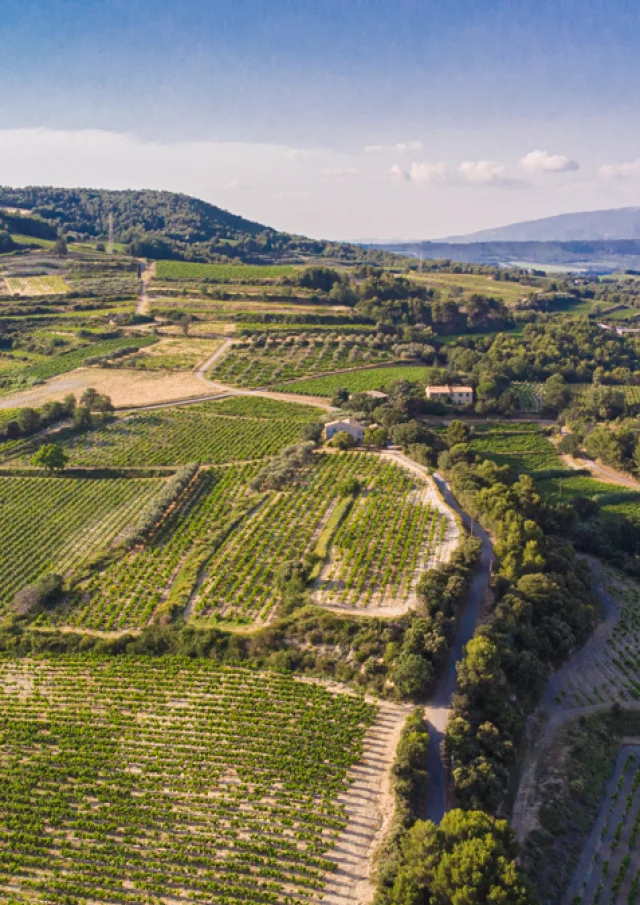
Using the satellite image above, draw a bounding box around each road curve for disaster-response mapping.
[425,473,495,823]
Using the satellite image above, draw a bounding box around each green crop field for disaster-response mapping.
[210,333,395,387]
[0,397,323,468]
[193,451,452,624]
[0,474,162,614]
[275,365,429,396]
[60,464,256,631]
[410,271,536,304]
[470,425,561,475]
[155,260,297,281]
[0,655,377,905]
[3,275,70,295]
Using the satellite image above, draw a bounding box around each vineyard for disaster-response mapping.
[469,424,561,475]
[155,261,297,281]
[0,474,162,614]
[550,567,640,710]
[113,337,223,371]
[0,656,380,905]
[3,275,70,295]
[275,365,430,397]
[192,452,457,624]
[60,464,256,631]
[1,398,321,468]
[209,333,396,387]
[564,744,640,904]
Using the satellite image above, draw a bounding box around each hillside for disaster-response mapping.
[0,185,389,265]
[440,205,640,243]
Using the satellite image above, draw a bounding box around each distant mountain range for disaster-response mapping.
[369,206,640,271]
[438,206,640,243]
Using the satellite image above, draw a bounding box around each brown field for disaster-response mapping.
[0,367,229,410]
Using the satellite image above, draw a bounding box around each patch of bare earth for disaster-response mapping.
[313,693,411,905]
[0,367,231,410]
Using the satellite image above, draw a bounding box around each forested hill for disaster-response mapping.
[0,185,388,265]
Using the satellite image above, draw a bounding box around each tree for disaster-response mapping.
[301,421,324,443]
[31,443,68,473]
[389,810,536,905]
[54,235,68,257]
[17,407,40,434]
[364,426,389,448]
[337,476,361,496]
[330,387,350,407]
[74,405,92,429]
[329,430,356,450]
[541,374,570,413]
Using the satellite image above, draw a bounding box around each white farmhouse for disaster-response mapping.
[425,385,474,406]
[324,418,366,444]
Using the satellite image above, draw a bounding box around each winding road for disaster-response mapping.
[424,474,495,822]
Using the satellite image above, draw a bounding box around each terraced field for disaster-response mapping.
[0,656,381,905]
[0,474,163,614]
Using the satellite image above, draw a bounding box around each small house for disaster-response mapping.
[426,385,474,406]
[324,418,366,444]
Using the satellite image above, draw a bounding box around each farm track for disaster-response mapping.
[135,260,155,315]
[562,451,640,490]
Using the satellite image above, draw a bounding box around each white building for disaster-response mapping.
[425,385,474,406]
[324,418,366,443]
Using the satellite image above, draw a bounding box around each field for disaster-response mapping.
[564,744,640,904]
[410,271,535,304]
[539,474,640,529]
[469,424,561,474]
[3,274,70,295]
[512,381,543,412]
[61,464,256,630]
[155,260,297,281]
[0,397,321,468]
[0,656,382,905]
[41,448,458,631]
[209,333,396,387]
[114,337,223,371]
[312,455,457,613]
[0,474,162,614]
[192,452,455,623]
[275,365,429,396]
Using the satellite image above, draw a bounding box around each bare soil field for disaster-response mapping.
[0,367,230,409]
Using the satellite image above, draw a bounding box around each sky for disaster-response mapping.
[1,0,640,241]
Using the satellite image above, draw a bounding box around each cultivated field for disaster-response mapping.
[0,474,162,614]
[0,656,389,905]
[3,274,70,295]
[410,271,535,304]
[155,260,297,281]
[2,397,321,468]
[276,365,429,396]
[469,423,561,474]
[114,336,224,370]
[209,333,396,387]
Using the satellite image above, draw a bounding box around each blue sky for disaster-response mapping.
[1,0,640,238]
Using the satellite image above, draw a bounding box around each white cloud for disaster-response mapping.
[283,147,324,161]
[456,159,507,185]
[519,149,579,173]
[365,140,423,154]
[389,164,409,182]
[598,159,640,180]
[409,161,447,184]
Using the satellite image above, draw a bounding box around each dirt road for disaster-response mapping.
[562,451,640,490]
[135,259,155,315]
